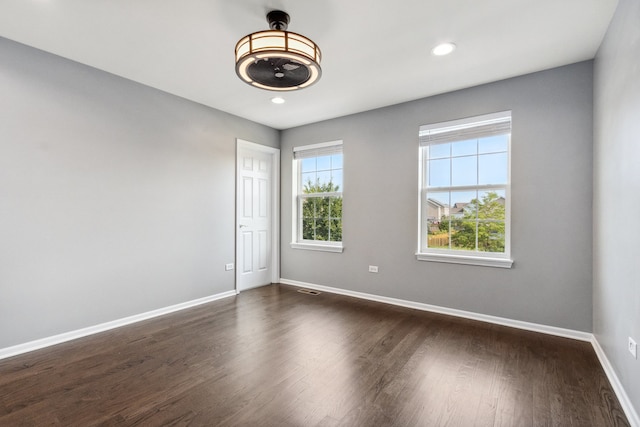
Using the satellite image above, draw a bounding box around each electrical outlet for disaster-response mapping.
[368,265,379,273]
[629,337,637,359]
[225,263,234,271]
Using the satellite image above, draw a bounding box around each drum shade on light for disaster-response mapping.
[235,10,322,91]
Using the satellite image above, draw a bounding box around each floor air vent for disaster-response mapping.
[297,289,321,295]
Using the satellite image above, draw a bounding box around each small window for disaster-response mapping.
[417,112,512,268]
[291,141,344,252]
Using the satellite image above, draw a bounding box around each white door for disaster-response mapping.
[236,140,279,292]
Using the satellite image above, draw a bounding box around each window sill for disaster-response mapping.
[416,252,513,268]
[290,242,344,253]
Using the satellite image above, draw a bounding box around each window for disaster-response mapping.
[291,141,344,252]
[417,112,512,268]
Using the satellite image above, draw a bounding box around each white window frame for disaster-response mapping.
[290,140,344,253]
[417,112,513,268]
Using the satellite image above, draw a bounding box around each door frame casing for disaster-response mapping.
[235,139,280,292]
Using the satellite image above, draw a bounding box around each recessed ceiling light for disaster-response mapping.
[432,42,456,56]
[271,97,286,104]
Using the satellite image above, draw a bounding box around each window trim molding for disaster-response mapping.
[290,241,344,253]
[417,111,512,268]
[291,140,344,252]
[415,252,513,268]
[293,140,343,156]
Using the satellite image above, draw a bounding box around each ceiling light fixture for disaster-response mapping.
[271,97,285,104]
[432,42,456,56]
[235,10,322,91]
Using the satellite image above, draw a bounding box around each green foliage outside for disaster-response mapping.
[438,191,505,252]
[301,180,342,242]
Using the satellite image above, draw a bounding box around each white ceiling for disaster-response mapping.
[0,0,617,130]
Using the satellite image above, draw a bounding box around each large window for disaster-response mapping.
[418,112,512,268]
[291,141,343,252]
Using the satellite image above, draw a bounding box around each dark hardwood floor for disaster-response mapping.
[0,284,630,426]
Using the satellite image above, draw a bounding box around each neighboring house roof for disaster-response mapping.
[430,196,505,217]
[450,202,468,215]
[426,198,448,208]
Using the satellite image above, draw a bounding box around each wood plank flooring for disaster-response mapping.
[0,284,630,426]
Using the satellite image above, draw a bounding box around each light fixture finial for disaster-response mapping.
[267,10,290,31]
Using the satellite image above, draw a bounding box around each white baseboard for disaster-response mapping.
[280,278,639,426]
[591,338,640,427]
[280,278,591,341]
[0,290,237,361]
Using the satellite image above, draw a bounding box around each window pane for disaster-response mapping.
[331,170,343,190]
[329,219,342,242]
[301,172,316,191]
[302,218,315,240]
[316,170,332,188]
[302,217,315,240]
[301,198,316,218]
[317,196,330,219]
[449,190,478,251]
[427,218,450,249]
[316,155,331,171]
[478,152,508,185]
[477,190,506,220]
[450,219,477,251]
[479,135,508,154]
[425,191,450,222]
[451,156,477,186]
[477,221,505,252]
[429,143,450,159]
[331,154,343,169]
[329,196,342,219]
[300,197,316,241]
[425,191,451,249]
[451,139,477,157]
[450,190,477,219]
[301,158,316,173]
[428,158,450,187]
[314,218,329,241]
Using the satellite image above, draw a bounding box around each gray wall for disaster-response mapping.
[281,62,594,332]
[0,37,278,349]
[594,0,640,416]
